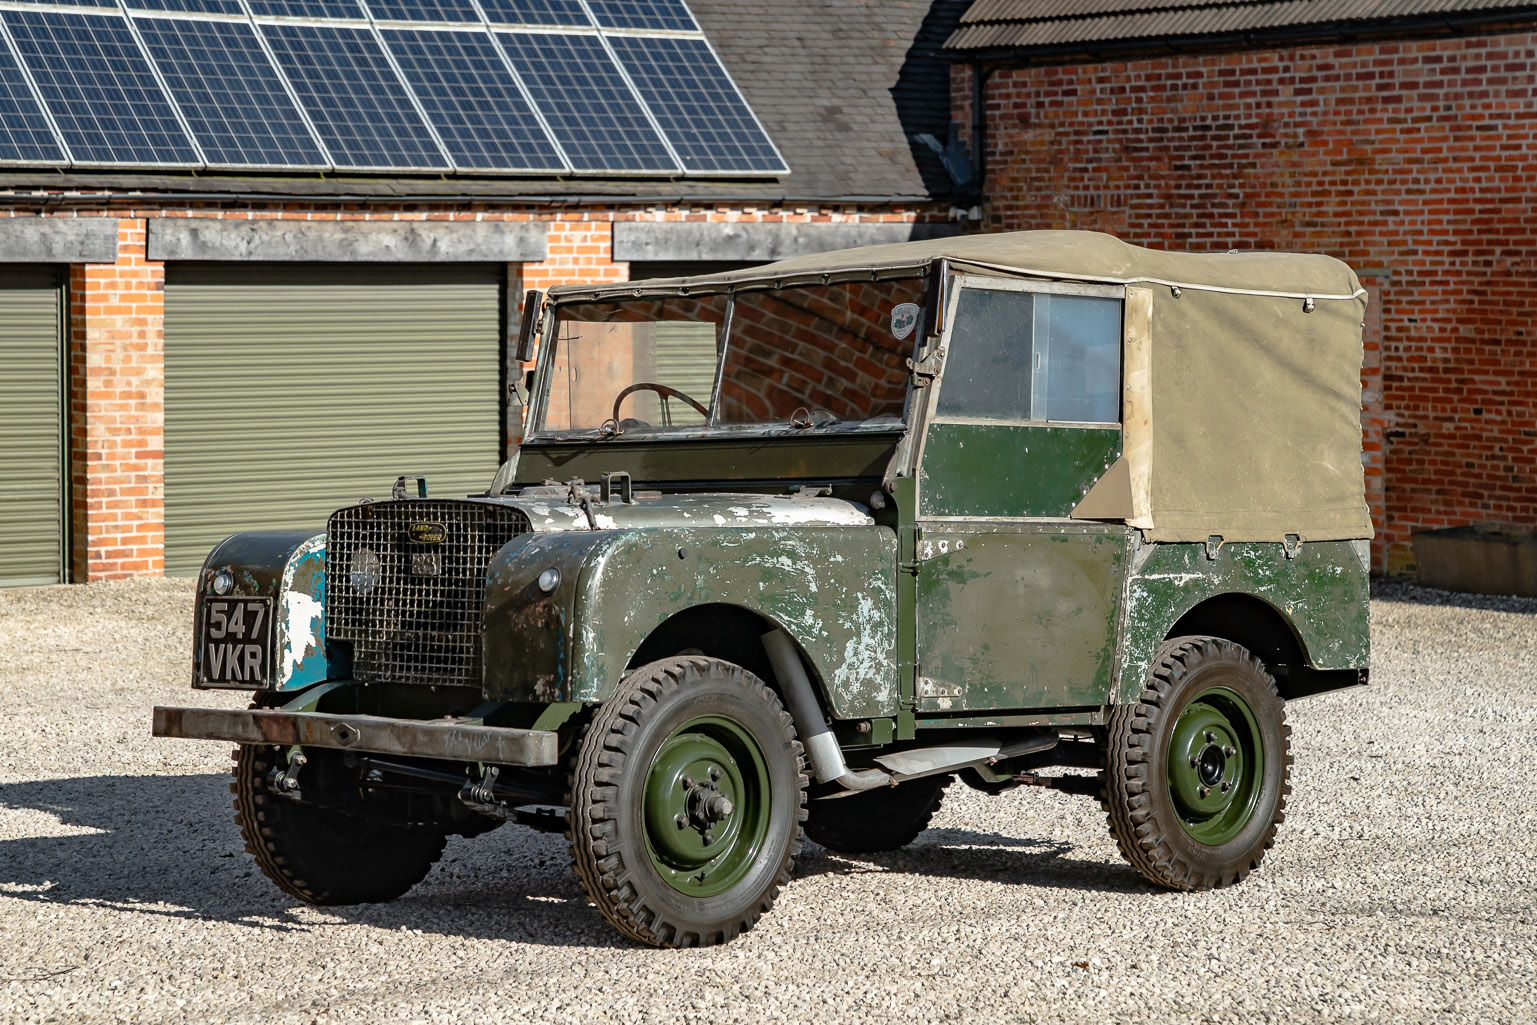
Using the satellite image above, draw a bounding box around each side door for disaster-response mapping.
[911,274,1132,714]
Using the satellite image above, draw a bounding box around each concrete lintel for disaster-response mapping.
[612,221,962,263]
[0,218,120,263]
[149,219,549,263]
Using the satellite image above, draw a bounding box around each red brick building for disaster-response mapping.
[946,0,1537,573]
[0,0,969,584]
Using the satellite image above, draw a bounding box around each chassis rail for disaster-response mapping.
[152,706,560,766]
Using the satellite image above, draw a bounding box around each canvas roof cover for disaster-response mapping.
[552,230,1373,543]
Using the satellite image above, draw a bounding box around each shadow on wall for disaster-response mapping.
[0,772,1153,943]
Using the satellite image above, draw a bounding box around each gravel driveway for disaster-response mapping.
[1,578,1533,1025]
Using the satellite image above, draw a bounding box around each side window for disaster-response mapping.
[937,285,1121,424]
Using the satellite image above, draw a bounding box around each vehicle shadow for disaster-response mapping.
[797,826,1147,894]
[0,773,1144,948]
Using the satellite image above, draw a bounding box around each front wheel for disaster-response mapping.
[231,746,447,905]
[1103,636,1291,890]
[567,656,807,947]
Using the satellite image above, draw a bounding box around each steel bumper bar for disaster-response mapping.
[152,706,559,766]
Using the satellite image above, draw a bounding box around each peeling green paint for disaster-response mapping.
[484,519,899,719]
[915,524,1130,711]
[1117,539,1371,704]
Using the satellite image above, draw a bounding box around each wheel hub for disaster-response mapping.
[641,715,771,898]
[1166,686,1265,846]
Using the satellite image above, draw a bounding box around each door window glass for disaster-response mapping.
[937,285,1121,424]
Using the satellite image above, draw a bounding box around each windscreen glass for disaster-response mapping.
[536,278,923,436]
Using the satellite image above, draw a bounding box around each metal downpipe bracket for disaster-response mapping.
[761,629,892,792]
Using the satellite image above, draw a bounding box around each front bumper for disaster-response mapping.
[151,706,559,766]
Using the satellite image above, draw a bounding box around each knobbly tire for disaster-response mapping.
[231,745,448,905]
[566,656,807,947]
[1104,636,1291,891]
[805,774,951,854]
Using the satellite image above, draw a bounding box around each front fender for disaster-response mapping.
[483,526,900,718]
[195,530,331,691]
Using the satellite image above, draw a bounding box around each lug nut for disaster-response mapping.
[675,815,687,829]
[709,767,721,781]
[702,831,714,846]
[1198,785,1210,798]
[1189,757,1198,767]
[1223,745,1236,757]
[1220,781,1232,793]
[1205,731,1216,743]
[682,776,695,789]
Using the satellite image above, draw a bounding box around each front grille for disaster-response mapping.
[326,499,531,686]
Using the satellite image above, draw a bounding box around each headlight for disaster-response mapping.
[351,547,381,595]
[537,567,561,594]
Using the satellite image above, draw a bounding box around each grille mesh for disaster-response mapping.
[326,500,531,686]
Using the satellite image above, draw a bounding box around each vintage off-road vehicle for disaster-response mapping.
[154,230,1373,947]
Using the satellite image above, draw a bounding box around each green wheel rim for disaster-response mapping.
[1166,686,1265,846]
[642,714,772,898]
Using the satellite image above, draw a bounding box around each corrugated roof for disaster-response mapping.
[947,0,1537,52]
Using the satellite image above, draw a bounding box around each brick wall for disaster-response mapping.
[959,31,1537,571]
[69,219,165,580]
[18,203,928,580]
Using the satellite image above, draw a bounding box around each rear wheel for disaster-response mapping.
[805,774,951,853]
[1104,636,1291,890]
[231,745,447,905]
[567,656,807,947]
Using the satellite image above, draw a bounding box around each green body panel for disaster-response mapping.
[0,267,65,587]
[914,523,1131,712]
[918,423,1121,517]
[485,522,899,719]
[516,433,900,488]
[1117,539,1372,704]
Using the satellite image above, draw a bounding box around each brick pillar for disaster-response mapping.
[70,218,165,580]
[521,219,628,291]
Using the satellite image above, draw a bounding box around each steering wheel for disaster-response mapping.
[611,382,709,426]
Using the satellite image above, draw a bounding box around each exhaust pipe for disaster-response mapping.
[761,629,892,791]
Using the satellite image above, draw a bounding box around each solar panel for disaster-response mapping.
[0,34,64,164]
[260,22,448,170]
[382,27,563,171]
[2,9,198,166]
[608,34,784,173]
[364,0,480,21]
[587,0,696,32]
[248,0,366,19]
[125,0,245,14]
[498,32,675,173]
[134,17,325,168]
[0,0,118,8]
[477,0,589,28]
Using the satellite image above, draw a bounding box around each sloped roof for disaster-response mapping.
[692,0,971,200]
[0,0,970,205]
[946,0,1537,54]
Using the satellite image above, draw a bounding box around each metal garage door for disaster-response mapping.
[0,268,65,586]
[164,263,503,576]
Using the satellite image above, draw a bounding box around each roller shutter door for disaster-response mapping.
[0,268,65,586]
[165,263,503,576]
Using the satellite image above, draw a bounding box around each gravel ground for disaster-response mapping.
[1,578,1533,1025]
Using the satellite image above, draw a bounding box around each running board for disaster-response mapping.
[872,730,1059,784]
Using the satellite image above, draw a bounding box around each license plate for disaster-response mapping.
[199,597,273,686]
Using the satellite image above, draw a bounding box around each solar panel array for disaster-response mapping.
[0,0,787,175]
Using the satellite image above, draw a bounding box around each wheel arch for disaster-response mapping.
[626,602,839,725]
[1164,592,1358,701]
